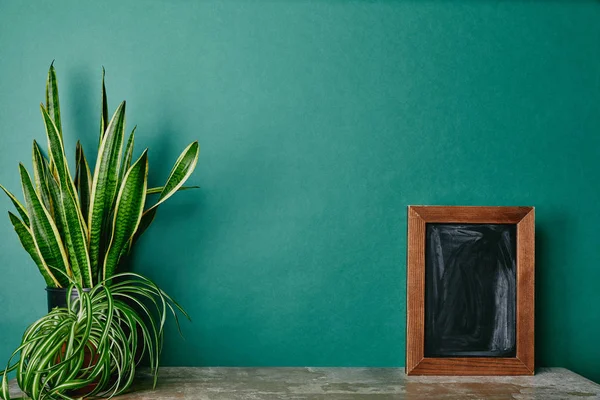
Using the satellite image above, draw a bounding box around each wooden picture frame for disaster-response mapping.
[406,206,535,376]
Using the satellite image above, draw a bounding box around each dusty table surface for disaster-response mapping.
[9,367,600,399]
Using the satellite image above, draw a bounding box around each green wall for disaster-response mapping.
[1,0,600,382]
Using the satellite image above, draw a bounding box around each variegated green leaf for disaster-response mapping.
[40,105,78,198]
[135,141,199,241]
[75,141,92,224]
[43,159,67,244]
[146,185,199,195]
[19,163,71,287]
[119,126,136,185]
[8,211,60,288]
[32,140,54,217]
[46,62,62,179]
[45,62,62,137]
[88,101,126,276]
[41,105,92,287]
[104,151,148,280]
[56,190,92,287]
[151,142,199,210]
[33,143,65,242]
[0,184,29,226]
[99,67,109,147]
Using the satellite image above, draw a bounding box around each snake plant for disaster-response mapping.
[0,63,200,288]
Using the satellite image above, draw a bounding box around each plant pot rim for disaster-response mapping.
[46,287,93,293]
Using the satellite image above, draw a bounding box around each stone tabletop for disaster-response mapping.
[9,367,600,399]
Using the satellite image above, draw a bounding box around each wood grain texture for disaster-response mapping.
[409,358,534,376]
[406,207,426,374]
[406,206,535,376]
[410,206,532,224]
[517,208,535,374]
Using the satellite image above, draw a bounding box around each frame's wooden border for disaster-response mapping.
[406,206,535,375]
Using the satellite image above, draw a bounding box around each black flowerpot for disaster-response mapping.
[46,287,92,312]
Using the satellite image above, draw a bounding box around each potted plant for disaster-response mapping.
[0,63,199,399]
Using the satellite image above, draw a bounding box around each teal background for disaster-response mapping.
[1,0,600,382]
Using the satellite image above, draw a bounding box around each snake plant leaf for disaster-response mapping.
[0,184,29,226]
[146,185,199,195]
[45,62,62,137]
[55,188,93,287]
[32,140,54,217]
[8,211,60,288]
[43,165,69,249]
[119,126,136,185]
[41,106,88,237]
[88,101,126,276]
[41,105,93,287]
[18,163,71,287]
[75,141,93,223]
[99,67,109,146]
[135,141,199,241]
[45,62,62,180]
[150,141,199,210]
[103,150,148,281]
[40,105,79,199]
[32,146,70,249]
[32,146,67,250]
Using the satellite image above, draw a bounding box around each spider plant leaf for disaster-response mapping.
[135,141,199,241]
[88,101,126,277]
[41,105,92,287]
[8,211,60,288]
[146,185,199,195]
[32,140,55,218]
[99,67,109,146]
[19,163,71,287]
[2,271,188,399]
[103,150,148,280]
[0,184,29,226]
[75,141,93,224]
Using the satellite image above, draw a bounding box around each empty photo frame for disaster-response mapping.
[406,206,535,375]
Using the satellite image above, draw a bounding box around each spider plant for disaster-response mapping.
[0,63,199,288]
[0,272,189,400]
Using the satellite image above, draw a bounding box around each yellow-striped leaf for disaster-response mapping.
[43,159,68,244]
[32,142,68,254]
[41,105,92,287]
[146,185,199,195]
[46,62,62,179]
[103,150,148,280]
[135,142,199,241]
[45,62,62,137]
[32,140,55,218]
[99,67,109,147]
[19,163,71,287]
[0,184,29,226]
[119,126,136,185]
[75,141,93,224]
[88,101,126,277]
[8,211,60,288]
